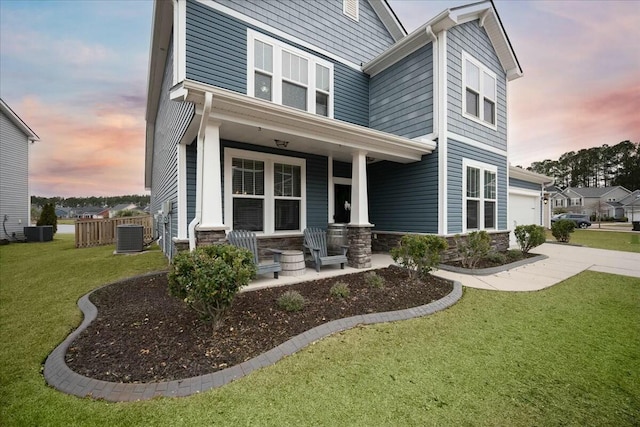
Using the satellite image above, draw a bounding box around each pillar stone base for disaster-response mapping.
[347,226,372,269]
[172,238,190,253]
[195,229,227,247]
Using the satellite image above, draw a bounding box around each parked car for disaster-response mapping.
[551,213,591,229]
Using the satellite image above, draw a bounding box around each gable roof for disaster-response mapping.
[363,0,522,80]
[565,186,631,199]
[0,98,40,142]
[368,0,407,41]
[111,203,138,211]
[620,190,640,205]
[545,185,562,193]
[509,166,552,185]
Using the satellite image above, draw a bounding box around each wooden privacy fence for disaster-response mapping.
[75,215,154,248]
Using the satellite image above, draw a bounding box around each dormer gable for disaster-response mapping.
[363,0,522,80]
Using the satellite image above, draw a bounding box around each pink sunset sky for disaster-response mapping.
[1,0,638,198]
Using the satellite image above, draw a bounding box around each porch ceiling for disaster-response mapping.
[171,79,436,164]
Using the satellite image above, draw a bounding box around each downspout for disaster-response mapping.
[188,92,213,251]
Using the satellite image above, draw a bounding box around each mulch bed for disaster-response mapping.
[65,266,453,384]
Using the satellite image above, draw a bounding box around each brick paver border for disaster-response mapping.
[438,254,548,276]
[44,276,462,402]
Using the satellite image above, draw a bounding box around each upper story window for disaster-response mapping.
[464,159,497,231]
[343,0,359,21]
[248,29,333,117]
[462,52,497,129]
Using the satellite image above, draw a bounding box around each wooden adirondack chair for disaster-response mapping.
[227,230,282,279]
[303,227,348,272]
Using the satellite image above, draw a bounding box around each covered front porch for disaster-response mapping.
[171,80,436,268]
[244,253,396,292]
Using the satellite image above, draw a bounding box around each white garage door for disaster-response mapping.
[509,190,541,246]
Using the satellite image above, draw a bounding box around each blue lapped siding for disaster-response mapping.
[333,160,352,178]
[334,64,370,126]
[211,0,395,64]
[186,1,246,93]
[447,21,507,151]
[368,151,439,233]
[186,140,197,226]
[220,141,328,229]
[370,43,433,138]
[509,177,541,191]
[185,0,369,127]
[151,41,195,257]
[447,138,508,233]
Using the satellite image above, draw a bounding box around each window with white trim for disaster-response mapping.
[248,29,333,117]
[225,148,306,234]
[571,197,581,206]
[462,52,497,129]
[464,159,497,231]
[343,0,359,21]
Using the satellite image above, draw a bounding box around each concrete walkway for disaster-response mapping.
[244,243,640,293]
[433,243,640,292]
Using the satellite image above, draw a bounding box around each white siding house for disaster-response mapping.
[0,99,39,241]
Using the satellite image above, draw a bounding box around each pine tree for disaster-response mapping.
[37,203,58,234]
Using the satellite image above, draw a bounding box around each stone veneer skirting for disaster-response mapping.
[372,230,511,262]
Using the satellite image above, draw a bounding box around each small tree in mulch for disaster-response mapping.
[551,219,575,243]
[168,244,256,331]
[391,234,448,280]
[36,203,57,234]
[514,224,546,255]
[455,230,491,269]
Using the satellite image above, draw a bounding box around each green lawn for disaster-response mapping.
[1,236,639,426]
[547,229,640,253]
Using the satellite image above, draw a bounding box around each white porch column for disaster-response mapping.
[350,150,373,226]
[199,120,224,229]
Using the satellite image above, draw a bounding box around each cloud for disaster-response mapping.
[16,96,146,197]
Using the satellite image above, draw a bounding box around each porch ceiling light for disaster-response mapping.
[274,139,289,148]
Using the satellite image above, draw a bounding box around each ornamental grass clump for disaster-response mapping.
[168,244,256,331]
[364,271,385,288]
[484,250,507,265]
[455,230,491,269]
[552,219,575,243]
[329,282,350,299]
[390,234,448,280]
[277,290,306,312]
[514,224,546,254]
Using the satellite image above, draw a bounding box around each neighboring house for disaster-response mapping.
[55,207,71,218]
[145,0,524,262]
[0,98,39,241]
[74,206,107,219]
[109,203,139,218]
[620,190,640,222]
[546,185,568,211]
[508,166,553,245]
[562,186,631,219]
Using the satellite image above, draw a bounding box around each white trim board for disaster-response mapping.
[448,132,507,156]
[509,188,541,197]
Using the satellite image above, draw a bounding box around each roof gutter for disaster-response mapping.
[173,79,437,160]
